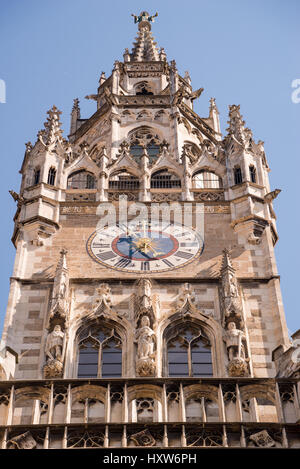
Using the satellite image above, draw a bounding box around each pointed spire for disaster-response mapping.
[56,248,68,274]
[226,104,247,144]
[99,71,106,85]
[130,11,160,62]
[221,248,234,272]
[39,105,64,149]
[209,97,219,115]
[70,98,80,135]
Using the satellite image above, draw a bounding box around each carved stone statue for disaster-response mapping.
[45,325,65,362]
[43,325,66,378]
[136,316,155,360]
[224,322,245,361]
[135,316,156,377]
[223,322,248,377]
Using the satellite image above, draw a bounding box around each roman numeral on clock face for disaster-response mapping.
[141,261,150,271]
[96,251,117,261]
[93,243,110,248]
[114,258,132,268]
[175,251,194,259]
[162,259,174,267]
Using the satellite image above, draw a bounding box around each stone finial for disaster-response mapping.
[226,104,247,144]
[184,71,191,85]
[209,97,219,114]
[39,105,64,150]
[221,248,234,272]
[99,71,106,85]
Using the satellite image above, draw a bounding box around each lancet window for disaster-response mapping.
[77,325,122,378]
[166,324,213,377]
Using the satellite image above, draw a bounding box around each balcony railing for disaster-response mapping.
[0,377,299,448]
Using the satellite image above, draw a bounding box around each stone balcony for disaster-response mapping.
[0,377,299,449]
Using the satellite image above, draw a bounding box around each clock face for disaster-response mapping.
[86,220,204,273]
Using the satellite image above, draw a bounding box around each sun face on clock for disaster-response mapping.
[86,220,204,273]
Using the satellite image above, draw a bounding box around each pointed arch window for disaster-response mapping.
[192,170,222,189]
[77,325,122,378]
[166,325,212,377]
[67,170,95,189]
[151,170,181,189]
[109,170,140,190]
[33,168,40,185]
[249,165,257,183]
[234,167,243,185]
[47,167,56,186]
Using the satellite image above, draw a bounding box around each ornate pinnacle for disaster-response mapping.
[209,97,219,114]
[39,105,63,148]
[221,248,235,272]
[57,248,68,272]
[226,104,247,144]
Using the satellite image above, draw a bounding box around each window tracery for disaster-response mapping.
[67,170,95,189]
[128,127,161,164]
[77,325,122,378]
[47,167,56,186]
[166,324,212,377]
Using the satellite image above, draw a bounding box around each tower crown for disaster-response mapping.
[131,11,158,30]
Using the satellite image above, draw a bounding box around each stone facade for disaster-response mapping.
[0,11,299,449]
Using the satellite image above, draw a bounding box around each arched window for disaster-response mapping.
[135,82,153,96]
[166,324,212,377]
[33,168,40,185]
[47,167,56,186]
[129,127,161,164]
[234,167,243,185]
[192,170,222,189]
[249,165,257,183]
[67,170,95,189]
[109,170,140,190]
[151,170,181,189]
[77,325,122,378]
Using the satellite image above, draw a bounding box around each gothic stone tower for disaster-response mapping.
[0,11,299,450]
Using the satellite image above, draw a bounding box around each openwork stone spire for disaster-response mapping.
[130,11,160,61]
[38,105,64,149]
[226,104,247,144]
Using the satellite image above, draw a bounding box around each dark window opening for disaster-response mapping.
[47,167,56,186]
[67,170,95,189]
[234,167,243,185]
[33,169,40,185]
[249,165,257,183]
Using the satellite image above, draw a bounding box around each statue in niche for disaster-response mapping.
[44,325,66,378]
[45,324,65,362]
[136,316,155,360]
[58,271,67,299]
[224,272,238,298]
[135,316,156,376]
[223,322,248,377]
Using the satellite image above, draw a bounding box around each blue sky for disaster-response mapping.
[0,0,299,334]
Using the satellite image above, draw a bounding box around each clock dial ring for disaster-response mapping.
[86,221,204,273]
